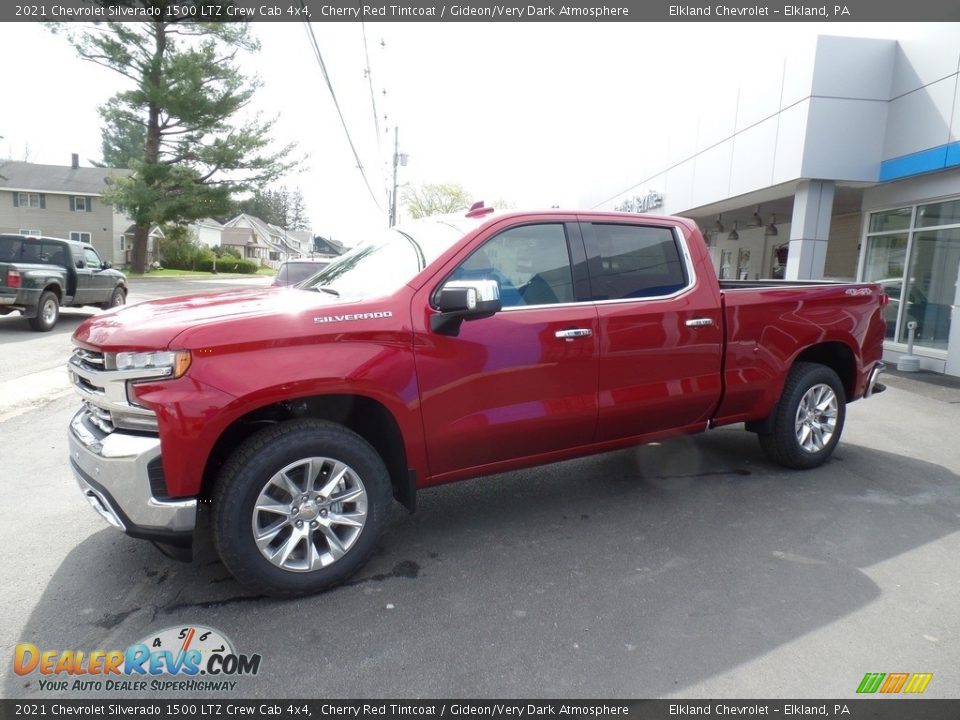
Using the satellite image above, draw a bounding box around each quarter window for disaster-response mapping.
[588,224,688,300]
[448,224,575,308]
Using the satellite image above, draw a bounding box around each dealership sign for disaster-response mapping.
[615,190,664,213]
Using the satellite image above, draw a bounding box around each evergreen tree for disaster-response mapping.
[55,11,296,272]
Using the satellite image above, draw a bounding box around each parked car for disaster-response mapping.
[272,258,331,287]
[67,208,887,596]
[0,234,127,331]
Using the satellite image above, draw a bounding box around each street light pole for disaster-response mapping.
[389,128,409,227]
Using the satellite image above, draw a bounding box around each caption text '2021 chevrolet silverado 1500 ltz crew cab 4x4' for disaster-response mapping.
[67,207,887,596]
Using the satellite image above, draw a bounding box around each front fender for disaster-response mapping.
[132,334,423,498]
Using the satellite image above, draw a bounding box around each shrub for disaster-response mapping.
[200,256,259,274]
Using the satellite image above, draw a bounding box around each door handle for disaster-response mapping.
[555,328,593,340]
[685,318,714,327]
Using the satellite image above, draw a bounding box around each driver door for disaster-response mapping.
[413,220,599,480]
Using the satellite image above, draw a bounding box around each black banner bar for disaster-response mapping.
[4,0,960,22]
[3,700,960,720]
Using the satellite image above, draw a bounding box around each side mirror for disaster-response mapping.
[431,279,502,336]
[102,261,112,270]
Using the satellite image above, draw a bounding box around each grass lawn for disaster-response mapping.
[125,268,274,279]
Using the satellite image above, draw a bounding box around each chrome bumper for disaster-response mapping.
[864,362,887,399]
[68,408,196,543]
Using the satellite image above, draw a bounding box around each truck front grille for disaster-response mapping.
[69,344,159,433]
[73,348,106,372]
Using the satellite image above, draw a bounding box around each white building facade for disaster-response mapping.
[592,26,960,376]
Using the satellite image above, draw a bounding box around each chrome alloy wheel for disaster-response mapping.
[251,457,368,572]
[794,383,838,453]
[41,297,57,324]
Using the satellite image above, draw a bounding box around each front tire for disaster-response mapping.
[101,286,126,310]
[211,419,393,597]
[759,362,846,469]
[28,291,59,331]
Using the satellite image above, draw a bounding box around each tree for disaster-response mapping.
[96,100,146,169]
[287,188,310,231]
[235,186,309,231]
[237,188,288,227]
[55,11,296,273]
[401,183,472,219]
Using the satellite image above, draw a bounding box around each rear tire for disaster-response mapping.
[28,291,59,332]
[759,362,846,469]
[211,419,393,597]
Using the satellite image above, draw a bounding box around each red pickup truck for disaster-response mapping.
[68,208,887,596]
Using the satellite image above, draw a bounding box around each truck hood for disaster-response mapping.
[74,287,364,352]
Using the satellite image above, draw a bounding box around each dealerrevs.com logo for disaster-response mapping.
[14,625,261,692]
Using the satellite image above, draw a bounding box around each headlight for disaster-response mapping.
[114,350,192,378]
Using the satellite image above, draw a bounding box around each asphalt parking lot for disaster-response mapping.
[1,277,958,700]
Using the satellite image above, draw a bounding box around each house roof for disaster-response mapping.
[0,160,131,196]
[224,213,290,254]
[221,226,272,249]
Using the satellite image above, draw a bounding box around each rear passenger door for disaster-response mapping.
[581,220,724,442]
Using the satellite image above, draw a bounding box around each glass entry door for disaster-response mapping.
[900,228,960,350]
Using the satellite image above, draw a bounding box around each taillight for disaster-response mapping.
[6,270,21,289]
[880,293,889,307]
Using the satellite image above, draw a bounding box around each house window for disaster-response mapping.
[15,192,45,209]
[119,236,125,251]
[19,228,41,237]
[70,232,92,244]
[71,196,92,212]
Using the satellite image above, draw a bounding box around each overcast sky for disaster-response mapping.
[0,21,915,245]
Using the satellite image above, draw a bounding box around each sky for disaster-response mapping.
[0,21,915,246]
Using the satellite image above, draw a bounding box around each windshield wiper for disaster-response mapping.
[313,286,340,297]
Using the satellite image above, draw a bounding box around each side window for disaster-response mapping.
[589,224,688,300]
[449,224,574,308]
[21,242,43,264]
[0,237,22,262]
[83,247,102,269]
[41,242,68,267]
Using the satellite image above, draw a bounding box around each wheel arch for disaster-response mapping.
[793,341,856,402]
[746,341,855,435]
[200,393,415,512]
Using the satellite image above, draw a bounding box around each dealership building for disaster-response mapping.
[591,26,960,376]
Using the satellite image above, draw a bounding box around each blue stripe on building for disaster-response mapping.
[880,141,960,182]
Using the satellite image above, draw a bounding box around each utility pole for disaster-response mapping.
[389,127,408,227]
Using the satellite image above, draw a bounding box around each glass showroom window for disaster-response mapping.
[863,200,960,351]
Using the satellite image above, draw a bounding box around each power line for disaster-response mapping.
[360,22,391,205]
[300,16,386,215]
[360,23,383,160]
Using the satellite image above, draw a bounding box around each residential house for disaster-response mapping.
[221,213,298,268]
[0,155,132,265]
[119,224,165,267]
[190,217,226,249]
[313,235,345,258]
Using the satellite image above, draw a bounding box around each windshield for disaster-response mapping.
[301,220,467,299]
